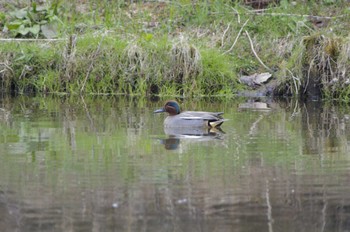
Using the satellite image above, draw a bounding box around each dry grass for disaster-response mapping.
[302,34,349,98]
[170,37,202,96]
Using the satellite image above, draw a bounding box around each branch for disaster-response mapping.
[230,6,241,24]
[247,11,343,20]
[221,23,231,48]
[245,30,272,72]
[0,38,65,42]
[222,19,249,55]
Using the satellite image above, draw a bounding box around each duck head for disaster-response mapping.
[154,100,181,116]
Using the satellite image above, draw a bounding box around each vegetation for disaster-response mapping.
[3,1,61,38]
[0,0,350,100]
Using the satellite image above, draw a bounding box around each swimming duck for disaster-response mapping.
[154,100,226,128]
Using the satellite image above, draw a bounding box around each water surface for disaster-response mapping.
[0,96,349,232]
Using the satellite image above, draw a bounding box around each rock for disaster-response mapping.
[239,72,272,87]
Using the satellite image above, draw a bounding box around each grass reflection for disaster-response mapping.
[0,96,349,231]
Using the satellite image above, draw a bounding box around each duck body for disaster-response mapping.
[154,100,226,128]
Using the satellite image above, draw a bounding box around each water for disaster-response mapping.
[0,96,350,232]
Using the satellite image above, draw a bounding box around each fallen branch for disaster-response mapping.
[247,11,343,20]
[0,38,65,42]
[245,30,272,72]
[221,23,231,48]
[230,6,241,24]
[222,19,249,55]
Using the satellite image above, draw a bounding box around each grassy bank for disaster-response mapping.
[1,1,350,99]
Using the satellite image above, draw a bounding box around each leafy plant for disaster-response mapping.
[4,2,63,38]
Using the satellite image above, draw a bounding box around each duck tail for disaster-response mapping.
[209,120,224,128]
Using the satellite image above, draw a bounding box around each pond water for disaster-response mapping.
[0,96,350,232]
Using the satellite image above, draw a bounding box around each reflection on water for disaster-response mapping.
[0,96,349,231]
[159,127,224,150]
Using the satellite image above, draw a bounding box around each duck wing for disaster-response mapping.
[179,111,224,120]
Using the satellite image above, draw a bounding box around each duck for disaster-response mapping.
[154,100,226,128]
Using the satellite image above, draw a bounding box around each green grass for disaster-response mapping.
[1,1,350,100]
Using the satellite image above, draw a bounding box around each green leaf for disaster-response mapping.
[17,25,30,35]
[14,9,28,19]
[22,19,31,25]
[41,23,57,38]
[28,24,40,35]
[39,20,48,25]
[6,21,22,30]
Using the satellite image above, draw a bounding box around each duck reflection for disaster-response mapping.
[159,127,225,150]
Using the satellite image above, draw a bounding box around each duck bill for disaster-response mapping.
[154,108,166,113]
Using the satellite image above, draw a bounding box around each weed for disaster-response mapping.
[4,2,63,38]
[0,1,350,100]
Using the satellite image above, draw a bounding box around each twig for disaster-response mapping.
[287,68,300,95]
[304,58,315,93]
[80,34,106,93]
[0,38,65,42]
[222,19,249,55]
[245,30,272,72]
[327,57,334,77]
[221,23,231,48]
[247,11,343,20]
[230,6,241,24]
[0,62,14,75]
